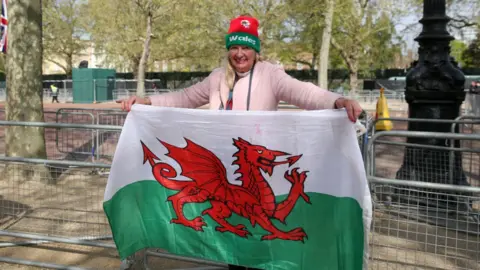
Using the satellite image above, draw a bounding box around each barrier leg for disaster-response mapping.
[120,249,149,270]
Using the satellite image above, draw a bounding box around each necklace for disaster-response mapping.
[219,64,255,111]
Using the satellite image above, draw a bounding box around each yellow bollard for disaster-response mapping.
[375,88,393,131]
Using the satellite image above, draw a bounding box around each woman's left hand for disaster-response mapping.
[334,98,363,122]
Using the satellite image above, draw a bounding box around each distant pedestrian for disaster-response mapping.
[469,81,479,94]
[50,84,59,103]
[467,81,480,115]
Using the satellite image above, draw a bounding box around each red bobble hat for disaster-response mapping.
[225,15,261,52]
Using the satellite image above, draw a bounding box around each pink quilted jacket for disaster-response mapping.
[149,61,342,111]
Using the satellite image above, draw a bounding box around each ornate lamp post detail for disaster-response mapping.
[394,0,470,212]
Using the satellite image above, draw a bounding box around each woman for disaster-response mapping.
[118,14,363,270]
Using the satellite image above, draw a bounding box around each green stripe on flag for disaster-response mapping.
[104,180,365,270]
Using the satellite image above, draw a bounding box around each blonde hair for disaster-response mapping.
[224,53,263,90]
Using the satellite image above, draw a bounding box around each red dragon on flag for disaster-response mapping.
[141,137,311,242]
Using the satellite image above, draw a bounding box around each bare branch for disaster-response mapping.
[44,57,69,74]
[449,17,478,29]
[331,37,354,71]
[358,0,370,9]
[359,25,392,43]
[290,58,314,69]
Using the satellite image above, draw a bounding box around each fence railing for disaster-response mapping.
[0,112,479,269]
[344,89,405,103]
[53,108,126,162]
[0,86,411,105]
[366,129,480,270]
[0,120,229,270]
[2,77,474,108]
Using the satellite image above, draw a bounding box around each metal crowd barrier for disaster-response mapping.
[0,113,379,269]
[465,92,480,116]
[0,114,479,269]
[54,108,126,162]
[366,128,480,270]
[0,120,229,270]
[369,116,480,184]
[51,105,356,163]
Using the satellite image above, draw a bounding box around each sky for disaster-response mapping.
[395,3,478,53]
[396,15,420,52]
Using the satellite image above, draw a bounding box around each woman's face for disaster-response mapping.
[228,45,256,73]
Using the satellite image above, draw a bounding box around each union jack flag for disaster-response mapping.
[0,0,7,54]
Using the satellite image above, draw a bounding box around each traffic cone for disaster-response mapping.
[375,88,393,131]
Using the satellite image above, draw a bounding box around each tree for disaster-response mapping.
[279,0,326,70]
[0,54,5,74]
[360,12,403,70]
[450,40,468,67]
[43,0,90,75]
[88,0,295,76]
[279,0,402,90]
[401,0,479,41]
[5,0,52,183]
[134,0,154,97]
[87,0,145,75]
[330,0,400,92]
[318,0,335,88]
[88,0,201,94]
[443,0,479,35]
[282,0,336,88]
[462,32,480,68]
[146,0,232,71]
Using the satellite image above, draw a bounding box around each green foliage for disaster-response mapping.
[361,12,403,70]
[87,0,231,73]
[276,0,326,69]
[328,0,405,90]
[87,0,150,73]
[43,0,90,74]
[462,32,480,68]
[86,0,297,74]
[0,54,4,74]
[450,40,468,67]
[43,0,442,80]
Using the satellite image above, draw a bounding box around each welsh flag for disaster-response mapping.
[103,105,372,270]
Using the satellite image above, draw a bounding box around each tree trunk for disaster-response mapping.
[136,3,153,98]
[66,53,73,75]
[5,0,52,184]
[349,62,359,94]
[318,0,335,89]
[0,54,5,73]
[311,51,318,71]
[131,55,141,79]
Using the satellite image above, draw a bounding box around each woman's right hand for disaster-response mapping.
[116,96,151,112]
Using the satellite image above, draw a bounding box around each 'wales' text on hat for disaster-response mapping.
[229,35,256,45]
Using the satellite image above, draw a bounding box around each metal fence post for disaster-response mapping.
[62,79,67,101]
[93,79,97,103]
[121,249,150,270]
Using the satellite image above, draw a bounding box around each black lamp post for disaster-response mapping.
[394,0,470,211]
